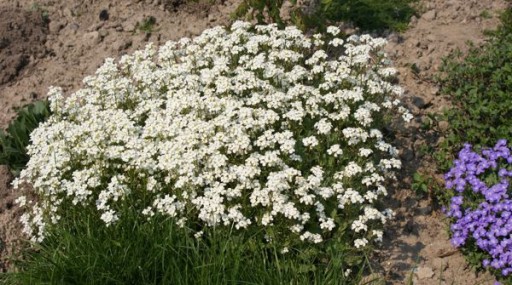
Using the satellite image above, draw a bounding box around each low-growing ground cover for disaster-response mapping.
[2,21,411,284]
[233,0,418,32]
[436,8,512,171]
[435,7,512,285]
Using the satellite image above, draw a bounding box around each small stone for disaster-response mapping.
[49,20,65,33]
[63,8,74,18]
[359,273,385,285]
[114,39,132,51]
[401,149,415,163]
[87,22,104,32]
[122,18,139,32]
[422,10,437,21]
[99,9,109,21]
[438,121,450,133]
[412,96,427,109]
[387,33,403,44]
[415,266,434,280]
[427,44,436,53]
[69,22,80,31]
[410,15,418,25]
[83,31,101,45]
[99,29,109,38]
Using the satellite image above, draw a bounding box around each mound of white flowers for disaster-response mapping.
[14,22,411,247]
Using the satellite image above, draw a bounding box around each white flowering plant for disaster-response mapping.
[13,22,410,281]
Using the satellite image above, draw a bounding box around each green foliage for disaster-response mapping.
[137,16,157,33]
[319,0,418,32]
[411,172,430,197]
[29,2,49,23]
[434,9,512,284]
[4,194,368,285]
[0,101,51,176]
[232,0,418,32]
[435,8,512,171]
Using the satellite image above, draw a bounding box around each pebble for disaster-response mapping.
[114,39,132,51]
[99,9,109,21]
[412,96,428,109]
[438,121,450,133]
[83,31,101,45]
[98,29,109,38]
[122,18,140,32]
[415,266,435,279]
[422,10,437,21]
[49,20,64,34]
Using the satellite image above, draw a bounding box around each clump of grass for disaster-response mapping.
[137,16,157,33]
[4,195,366,285]
[0,100,51,176]
[232,0,418,32]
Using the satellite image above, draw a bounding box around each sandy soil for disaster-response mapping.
[0,0,510,283]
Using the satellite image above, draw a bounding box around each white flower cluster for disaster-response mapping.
[14,22,409,247]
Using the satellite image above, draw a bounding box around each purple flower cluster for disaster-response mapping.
[445,140,512,276]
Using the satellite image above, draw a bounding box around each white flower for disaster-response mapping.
[100,210,119,226]
[15,22,409,248]
[302,136,319,148]
[354,238,368,248]
[327,144,343,157]
[15,196,27,207]
[314,118,332,134]
[326,26,341,36]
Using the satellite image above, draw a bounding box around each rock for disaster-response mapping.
[63,7,74,18]
[122,17,140,32]
[49,20,65,33]
[387,33,403,44]
[410,15,418,25]
[69,22,80,32]
[98,29,109,38]
[401,149,415,162]
[438,121,450,133]
[415,266,435,280]
[87,22,104,32]
[83,31,101,45]
[114,39,132,51]
[422,10,437,21]
[412,96,427,109]
[359,273,385,285]
[427,44,436,53]
[99,9,109,21]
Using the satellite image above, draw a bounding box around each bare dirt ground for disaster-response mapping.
[0,0,510,283]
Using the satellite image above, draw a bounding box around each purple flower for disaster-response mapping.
[444,140,512,277]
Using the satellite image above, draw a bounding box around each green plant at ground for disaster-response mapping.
[0,100,51,176]
[3,194,370,285]
[232,0,418,32]
[319,0,418,32]
[479,9,493,19]
[433,8,512,285]
[436,8,512,171]
[411,171,430,198]
[29,3,49,23]
[137,16,157,33]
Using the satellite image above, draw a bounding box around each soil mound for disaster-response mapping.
[0,7,48,87]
